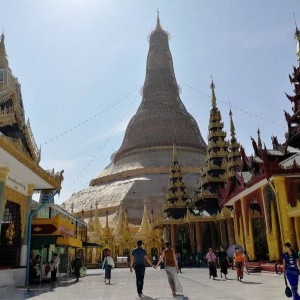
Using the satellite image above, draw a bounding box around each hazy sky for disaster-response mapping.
[1,0,299,204]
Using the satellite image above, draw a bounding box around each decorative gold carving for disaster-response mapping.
[0,167,9,182]
[0,136,62,190]
[4,186,27,238]
[27,184,35,197]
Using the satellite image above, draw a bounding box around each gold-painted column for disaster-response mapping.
[0,167,9,237]
[170,224,175,249]
[195,222,203,253]
[273,177,296,247]
[189,223,196,254]
[20,184,35,266]
[241,197,255,260]
[260,186,281,260]
[294,218,300,251]
[226,218,235,245]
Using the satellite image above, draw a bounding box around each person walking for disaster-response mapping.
[176,253,182,273]
[233,247,243,282]
[243,251,250,275]
[283,242,300,300]
[130,240,154,298]
[102,251,114,284]
[50,253,60,282]
[72,255,82,282]
[217,246,229,279]
[155,242,183,298]
[206,248,217,279]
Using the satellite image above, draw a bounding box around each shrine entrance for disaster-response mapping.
[0,200,21,267]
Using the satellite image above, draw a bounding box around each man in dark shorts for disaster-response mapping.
[130,240,154,297]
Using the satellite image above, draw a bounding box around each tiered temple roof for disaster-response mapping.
[285,26,300,148]
[164,144,190,219]
[228,110,241,176]
[195,81,229,213]
[219,27,300,206]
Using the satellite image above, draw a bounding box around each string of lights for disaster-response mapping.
[42,87,139,146]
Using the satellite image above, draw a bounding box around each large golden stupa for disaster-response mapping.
[64,15,206,228]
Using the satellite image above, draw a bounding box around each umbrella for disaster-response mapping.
[226,244,243,258]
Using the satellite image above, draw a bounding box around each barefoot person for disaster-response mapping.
[102,251,114,284]
[155,241,183,298]
[206,248,217,279]
[233,247,243,282]
[283,242,300,300]
[218,246,229,279]
[130,240,154,298]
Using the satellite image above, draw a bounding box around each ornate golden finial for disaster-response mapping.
[173,141,178,161]
[156,8,161,29]
[0,30,8,69]
[257,127,262,149]
[138,200,151,235]
[229,109,236,140]
[210,78,217,108]
[113,206,124,235]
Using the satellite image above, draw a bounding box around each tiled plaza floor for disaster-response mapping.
[0,268,288,300]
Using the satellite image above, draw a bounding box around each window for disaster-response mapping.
[0,71,4,82]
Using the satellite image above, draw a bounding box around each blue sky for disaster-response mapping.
[1,0,299,204]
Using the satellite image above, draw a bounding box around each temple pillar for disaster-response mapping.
[20,184,35,266]
[195,222,203,253]
[189,223,196,254]
[260,186,281,260]
[241,197,255,260]
[226,218,235,245]
[170,224,175,249]
[210,223,217,250]
[273,177,296,247]
[294,218,300,251]
[220,221,227,249]
[0,167,9,237]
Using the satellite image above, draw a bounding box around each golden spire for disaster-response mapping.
[93,201,102,233]
[229,109,236,140]
[0,32,8,69]
[173,141,178,161]
[88,204,94,232]
[156,9,161,29]
[113,206,124,235]
[103,210,111,236]
[138,200,151,235]
[294,14,300,62]
[257,127,262,149]
[210,79,217,108]
[123,208,130,232]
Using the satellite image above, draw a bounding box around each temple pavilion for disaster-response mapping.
[0,33,63,283]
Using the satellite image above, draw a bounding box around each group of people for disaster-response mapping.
[101,241,182,298]
[29,253,60,282]
[130,240,183,298]
[205,246,249,281]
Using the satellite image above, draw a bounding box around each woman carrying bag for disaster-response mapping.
[283,242,300,299]
[102,252,115,284]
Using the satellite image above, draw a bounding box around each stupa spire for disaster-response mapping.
[229,109,236,140]
[294,15,300,62]
[113,16,206,162]
[113,207,124,235]
[195,81,230,213]
[138,201,152,235]
[210,80,217,108]
[0,32,8,69]
[257,128,262,149]
[228,110,241,176]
